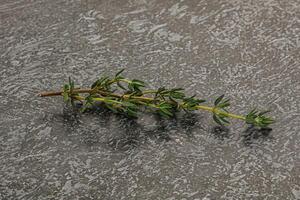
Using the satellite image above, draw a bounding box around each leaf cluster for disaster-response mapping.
[245,109,274,128]
[127,79,145,95]
[182,96,206,111]
[104,98,139,117]
[63,77,78,106]
[154,87,185,100]
[212,94,231,126]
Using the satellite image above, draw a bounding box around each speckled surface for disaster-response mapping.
[0,0,300,199]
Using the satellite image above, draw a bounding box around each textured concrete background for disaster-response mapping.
[0,0,299,199]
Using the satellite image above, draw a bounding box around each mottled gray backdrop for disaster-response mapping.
[0,0,299,199]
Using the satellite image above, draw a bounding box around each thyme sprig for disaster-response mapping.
[39,70,274,128]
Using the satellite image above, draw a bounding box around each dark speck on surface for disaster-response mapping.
[0,0,299,199]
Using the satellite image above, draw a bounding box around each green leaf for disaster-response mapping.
[63,84,70,103]
[218,99,230,109]
[105,104,117,113]
[159,102,173,109]
[91,76,110,89]
[132,79,145,87]
[198,99,206,104]
[219,116,230,124]
[128,83,134,92]
[158,109,173,118]
[213,114,223,126]
[245,108,274,128]
[80,96,94,112]
[115,69,125,77]
[214,94,224,106]
[69,77,74,91]
[125,107,138,117]
[63,84,69,91]
[63,92,69,102]
[162,108,173,116]
[117,81,126,90]
[122,101,137,109]
[156,87,166,95]
[157,102,174,117]
[169,88,185,99]
[183,96,206,110]
[91,80,100,89]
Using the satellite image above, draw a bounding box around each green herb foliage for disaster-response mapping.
[41,69,274,129]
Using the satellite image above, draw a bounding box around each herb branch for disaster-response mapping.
[39,70,274,128]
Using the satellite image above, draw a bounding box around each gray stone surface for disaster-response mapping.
[0,0,299,199]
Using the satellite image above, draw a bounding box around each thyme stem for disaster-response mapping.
[39,89,246,121]
[38,69,274,128]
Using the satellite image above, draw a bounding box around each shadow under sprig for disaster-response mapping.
[210,125,230,140]
[107,116,143,151]
[57,104,274,150]
[106,112,205,151]
[242,126,273,146]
